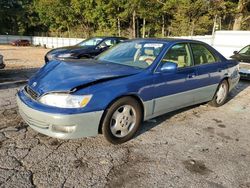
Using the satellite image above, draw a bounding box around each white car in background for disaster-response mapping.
[0,54,5,69]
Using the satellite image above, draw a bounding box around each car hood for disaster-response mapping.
[28,59,142,96]
[49,45,94,55]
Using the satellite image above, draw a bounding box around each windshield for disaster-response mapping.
[77,37,103,47]
[239,45,250,55]
[97,41,165,69]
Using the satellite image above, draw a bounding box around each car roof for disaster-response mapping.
[128,38,206,44]
[92,36,128,40]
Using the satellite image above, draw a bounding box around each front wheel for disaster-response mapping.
[209,80,229,107]
[101,97,142,144]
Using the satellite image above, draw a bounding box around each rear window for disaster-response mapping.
[190,43,218,65]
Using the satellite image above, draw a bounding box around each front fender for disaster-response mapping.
[74,71,155,113]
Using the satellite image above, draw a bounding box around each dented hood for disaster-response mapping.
[28,59,142,96]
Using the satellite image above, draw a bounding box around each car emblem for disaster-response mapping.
[32,82,37,87]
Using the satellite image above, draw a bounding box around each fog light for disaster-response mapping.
[51,124,76,133]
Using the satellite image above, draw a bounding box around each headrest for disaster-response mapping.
[144,47,155,56]
[178,56,185,63]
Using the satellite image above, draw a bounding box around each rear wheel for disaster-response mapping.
[209,80,229,107]
[101,97,142,144]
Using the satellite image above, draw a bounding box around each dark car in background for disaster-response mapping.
[45,36,127,63]
[10,39,31,46]
[0,54,5,69]
[230,45,250,80]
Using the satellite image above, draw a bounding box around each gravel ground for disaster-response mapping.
[0,46,250,188]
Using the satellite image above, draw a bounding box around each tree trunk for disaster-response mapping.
[67,23,70,38]
[233,0,245,30]
[233,14,243,30]
[162,15,165,37]
[136,17,140,38]
[117,17,121,37]
[212,14,217,36]
[167,27,171,36]
[142,18,146,38]
[132,10,136,38]
[190,21,195,36]
[117,7,121,37]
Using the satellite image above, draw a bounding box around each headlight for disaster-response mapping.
[39,93,92,108]
[57,53,74,58]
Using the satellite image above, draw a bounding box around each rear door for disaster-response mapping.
[189,43,225,103]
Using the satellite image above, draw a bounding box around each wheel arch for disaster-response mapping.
[98,94,145,134]
[223,76,236,92]
[214,77,229,96]
[222,76,230,89]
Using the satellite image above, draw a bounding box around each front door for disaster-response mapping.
[152,43,198,117]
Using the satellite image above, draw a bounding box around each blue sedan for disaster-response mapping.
[17,39,240,144]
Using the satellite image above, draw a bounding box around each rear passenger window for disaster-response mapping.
[190,43,217,65]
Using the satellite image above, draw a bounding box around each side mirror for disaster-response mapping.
[233,51,238,55]
[160,62,178,73]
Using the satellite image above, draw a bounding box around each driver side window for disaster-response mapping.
[162,43,192,68]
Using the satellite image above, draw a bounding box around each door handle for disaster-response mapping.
[217,68,222,72]
[187,73,196,78]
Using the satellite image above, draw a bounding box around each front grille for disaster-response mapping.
[24,86,39,100]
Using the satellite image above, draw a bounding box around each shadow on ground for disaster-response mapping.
[228,80,250,100]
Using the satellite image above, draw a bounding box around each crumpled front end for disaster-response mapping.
[17,91,103,139]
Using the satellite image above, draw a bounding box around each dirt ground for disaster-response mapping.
[0,45,250,188]
[0,45,49,85]
[0,45,49,69]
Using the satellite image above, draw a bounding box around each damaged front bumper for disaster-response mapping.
[16,92,104,139]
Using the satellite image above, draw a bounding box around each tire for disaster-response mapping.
[101,97,142,144]
[209,80,229,107]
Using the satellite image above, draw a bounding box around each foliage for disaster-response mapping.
[0,0,250,37]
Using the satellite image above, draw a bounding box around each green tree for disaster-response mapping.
[1,0,250,38]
